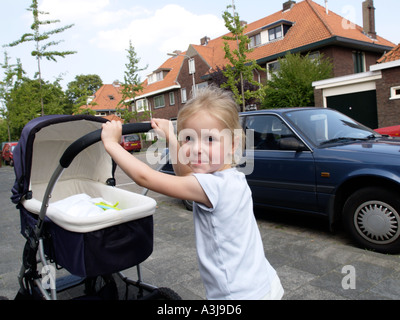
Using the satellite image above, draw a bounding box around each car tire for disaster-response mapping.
[342,187,400,254]
[182,200,193,211]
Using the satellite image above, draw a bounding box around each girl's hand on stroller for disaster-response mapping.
[101,120,122,149]
[151,118,175,142]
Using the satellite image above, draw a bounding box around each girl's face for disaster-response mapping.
[179,111,233,174]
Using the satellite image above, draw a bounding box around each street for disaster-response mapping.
[1,152,400,300]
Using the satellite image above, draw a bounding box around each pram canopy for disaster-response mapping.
[12,114,111,205]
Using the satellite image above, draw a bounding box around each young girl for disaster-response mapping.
[101,86,284,300]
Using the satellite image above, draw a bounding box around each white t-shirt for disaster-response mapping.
[192,168,279,300]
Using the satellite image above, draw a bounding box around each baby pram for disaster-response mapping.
[11,114,180,300]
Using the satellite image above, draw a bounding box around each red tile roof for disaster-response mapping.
[102,114,124,122]
[86,84,125,111]
[137,54,185,96]
[138,0,395,97]
[377,44,400,63]
[196,0,395,69]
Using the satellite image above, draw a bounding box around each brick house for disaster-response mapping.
[86,0,394,124]
[373,45,400,127]
[314,44,400,129]
[130,0,394,122]
[81,81,125,117]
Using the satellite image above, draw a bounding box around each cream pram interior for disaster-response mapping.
[21,119,156,233]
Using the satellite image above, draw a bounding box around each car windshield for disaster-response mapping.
[124,134,139,142]
[284,109,379,147]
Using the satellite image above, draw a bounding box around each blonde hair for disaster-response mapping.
[177,86,245,163]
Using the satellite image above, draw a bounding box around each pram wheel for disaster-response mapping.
[156,287,182,300]
[84,275,118,300]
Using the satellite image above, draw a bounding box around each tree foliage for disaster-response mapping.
[66,74,103,114]
[7,77,69,140]
[117,40,149,123]
[0,52,25,142]
[221,5,264,111]
[262,52,333,109]
[5,0,76,116]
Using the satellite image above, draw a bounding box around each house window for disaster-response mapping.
[249,33,261,48]
[181,88,187,103]
[390,86,400,100]
[169,92,175,105]
[268,25,283,41]
[353,52,365,73]
[154,95,165,109]
[267,61,281,80]
[148,71,164,84]
[136,99,148,112]
[196,82,208,91]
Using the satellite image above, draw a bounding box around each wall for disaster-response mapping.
[376,67,400,127]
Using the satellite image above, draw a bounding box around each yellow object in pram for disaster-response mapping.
[95,201,121,211]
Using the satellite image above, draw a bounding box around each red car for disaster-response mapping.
[375,125,400,137]
[120,134,141,152]
[1,142,18,166]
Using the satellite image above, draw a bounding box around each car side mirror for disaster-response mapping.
[279,137,307,151]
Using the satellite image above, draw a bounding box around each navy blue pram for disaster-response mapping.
[11,115,180,300]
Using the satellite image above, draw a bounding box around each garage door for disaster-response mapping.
[326,90,378,129]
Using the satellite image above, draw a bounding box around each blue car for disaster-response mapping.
[162,108,400,254]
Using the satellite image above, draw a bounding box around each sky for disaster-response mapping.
[1,0,399,90]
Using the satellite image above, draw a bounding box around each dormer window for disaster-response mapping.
[268,25,283,41]
[108,95,115,101]
[249,33,261,48]
[147,68,171,84]
[148,71,164,84]
[247,19,293,49]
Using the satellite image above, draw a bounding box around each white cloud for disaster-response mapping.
[91,4,226,54]
[40,0,110,21]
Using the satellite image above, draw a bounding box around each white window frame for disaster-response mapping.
[169,92,175,105]
[390,86,400,100]
[267,60,281,81]
[268,25,283,41]
[249,33,261,48]
[136,99,148,112]
[181,88,187,103]
[154,95,165,109]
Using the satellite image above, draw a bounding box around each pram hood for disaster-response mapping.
[11,114,110,205]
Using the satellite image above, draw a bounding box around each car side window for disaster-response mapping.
[245,115,296,151]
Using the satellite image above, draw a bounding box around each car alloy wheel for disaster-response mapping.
[354,201,400,245]
[343,187,400,254]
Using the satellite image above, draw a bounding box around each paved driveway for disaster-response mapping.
[1,153,400,300]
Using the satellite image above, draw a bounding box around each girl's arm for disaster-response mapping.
[101,121,211,208]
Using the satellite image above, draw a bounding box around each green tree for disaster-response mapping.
[0,52,25,142]
[262,52,333,109]
[222,5,265,111]
[7,77,69,139]
[5,0,76,116]
[117,40,149,123]
[66,74,103,114]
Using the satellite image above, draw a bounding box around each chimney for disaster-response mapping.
[282,0,296,11]
[362,0,376,39]
[200,36,210,46]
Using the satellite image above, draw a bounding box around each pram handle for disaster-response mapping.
[59,122,153,168]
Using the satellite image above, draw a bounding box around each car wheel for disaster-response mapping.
[342,187,400,254]
[182,200,193,211]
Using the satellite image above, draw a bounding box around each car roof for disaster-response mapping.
[240,107,323,116]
